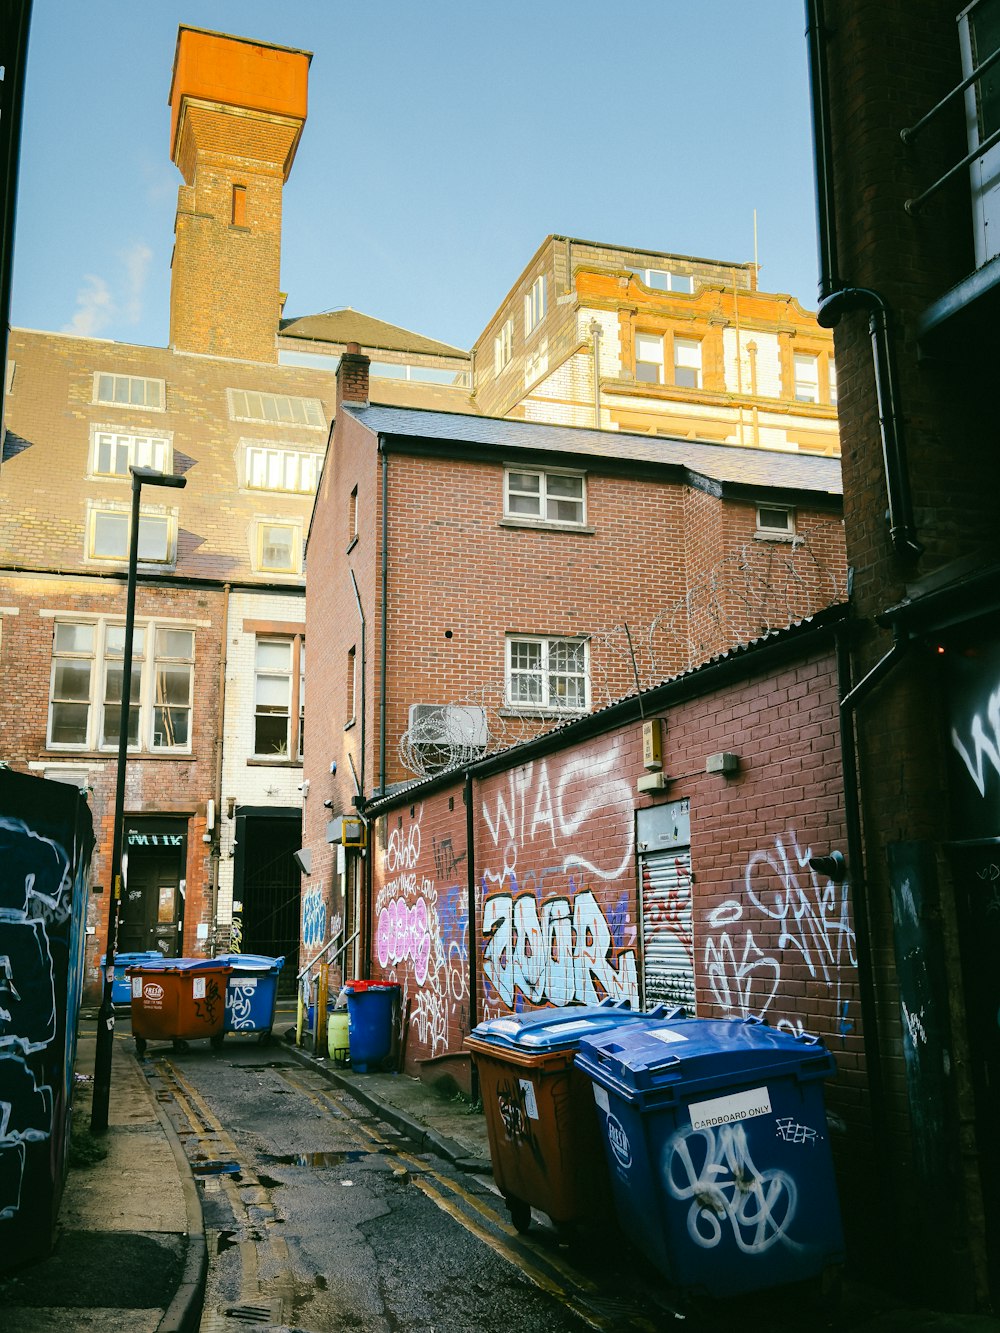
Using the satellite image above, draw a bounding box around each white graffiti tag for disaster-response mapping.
[664,1122,798,1254]
[951,684,1000,798]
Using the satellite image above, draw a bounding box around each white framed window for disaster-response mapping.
[93,373,165,411]
[632,266,695,294]
[635,333,665,384]
[673,337,702,389]
[92,430,172,478]
[756,504,796,537]
[254,635,305,760]
[793,353,820,402]
[504,468,586,526]
[524,275,547,336]
[244,443,320,494]
[87,504,175,565]
[47,618,194,753]
[494,319,514,374]
[506,635,589,712]
[254,520,302,575]
[227,388,325,429]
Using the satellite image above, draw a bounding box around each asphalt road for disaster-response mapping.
[144,1040,687,1332]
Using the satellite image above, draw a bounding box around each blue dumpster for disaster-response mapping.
[575,1015,844,1297]
[466,1002,675,1232]
[212,953,285,1047]
[344,981,400,1072]
[101,951,162,1005]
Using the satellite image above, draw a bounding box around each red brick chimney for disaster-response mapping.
[337,342,370,408]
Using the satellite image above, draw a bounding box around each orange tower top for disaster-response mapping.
[169,26,311,180]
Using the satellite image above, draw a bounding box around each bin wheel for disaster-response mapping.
[507,1196,532,1234]
[210,1033,225,1050]
[257,1029,272,1046]
[172,1039,189,1053]
[134,1036,147,1058]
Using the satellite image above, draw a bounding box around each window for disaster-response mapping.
[793,353,820,402]
[255,521,302,574]
[88,506,174,564]
[524,275,547,336]
[631,267,695,294]
[231,184,247,227]
[94,373,164,410]
[828,359,838,406]
[92,430,171,478]
[494,319,513,373]
[227,388,325,429]
[673,338,702,389]
[506,636,589,712]
[348,485,358,548]
[635,333,664,384]
[756,505,796,537]
[253,636,305,760]
[47,618,194,753]
[244,444,320,494]
[347,645,357,724]
[504,469,586,526]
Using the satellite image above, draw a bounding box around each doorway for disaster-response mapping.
[118,820,187,956]
[232,808,301,994]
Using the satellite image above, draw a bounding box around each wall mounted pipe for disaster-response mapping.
[378,440,388,797]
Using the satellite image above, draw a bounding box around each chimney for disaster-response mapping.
[337,343,370,407]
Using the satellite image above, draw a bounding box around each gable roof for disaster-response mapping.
[280,307,467,359]
[343,403,843,497]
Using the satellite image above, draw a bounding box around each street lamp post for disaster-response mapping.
[91,465,186,1134]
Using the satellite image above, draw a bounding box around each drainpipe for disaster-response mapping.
[212,581,230,951]
[804,0,923,563]
[589,320,602,428]
[349,568,366,796]
[464,770,479,1102]
[378,440,388,796]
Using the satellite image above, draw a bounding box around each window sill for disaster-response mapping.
[246,757,303,768]
[499,518,595,536]
[43,748,194,761]
[498,707,588,720]
[753,531,801,544]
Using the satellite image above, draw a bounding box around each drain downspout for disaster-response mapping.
[589,320,602,428]
[349,569,366,796]
[464,770,479,1102]
[804,0,923,563]
[378,439,388,797]
[213,581,230,950]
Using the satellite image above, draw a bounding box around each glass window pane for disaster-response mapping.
[153,706,189,748]
[54,661,92,700]
[508,472,540,495]
[55,623,94,653]
[156,629,192,659]
[93,513,128,558]
[255,714,289,755]
[155,665,191,706]
[256,640,291,670]
[106,625,145,657]
[256,675,291,707]
[262,526,294,568]
[103,664,142,705]
[50,703,90,745]
[102,703,141,748]
[137,516,169,562]
[635,334,663,362]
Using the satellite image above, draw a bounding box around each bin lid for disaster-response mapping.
[124,957,233,974]
[103,951,162,965]
[575,1016,836,1101]
[344,980,400,993]
[467,1000,663,1054]
[213,953,285,973]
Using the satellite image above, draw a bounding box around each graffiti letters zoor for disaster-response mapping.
[376,809,469,1056]
[704,831,856,1034]
[480,749,639,1011]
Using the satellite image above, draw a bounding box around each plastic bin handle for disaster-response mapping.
[645,1004,686,1021]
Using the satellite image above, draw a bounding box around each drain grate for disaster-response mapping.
[224,1306,274,1323]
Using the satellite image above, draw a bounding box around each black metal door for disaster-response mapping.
[118,850,182,956]
[235,813,301,992]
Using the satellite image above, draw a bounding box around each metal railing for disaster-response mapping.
[902,42,1000,215]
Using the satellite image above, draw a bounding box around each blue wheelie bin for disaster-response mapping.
[101,951,162,1005]
[465,1002,677,1233]
[344,981,400,1071]
[212,953,285,1047]
[575,1014,844,1298]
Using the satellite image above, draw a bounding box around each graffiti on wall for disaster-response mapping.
[302,886,326,951]
[376,807,469,1056]
[0,817,72,1222]
[480,748,639,1011]
[951,682,1000,799]
[703,831,856,1035]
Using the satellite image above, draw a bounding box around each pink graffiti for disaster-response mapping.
[376,896,431,984]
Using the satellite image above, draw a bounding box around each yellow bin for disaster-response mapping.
[327,1010,350,1064]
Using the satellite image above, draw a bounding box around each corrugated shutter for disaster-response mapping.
[640,847,695,1011]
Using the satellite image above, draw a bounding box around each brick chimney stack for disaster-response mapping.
[337,342,370,407]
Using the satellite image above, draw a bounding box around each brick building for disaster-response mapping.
[804,0,1000,1309]
[301,344,845,987]
[0,27,469,1001]
[471,235,841,455]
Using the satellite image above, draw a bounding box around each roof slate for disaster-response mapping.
[279,308,467,359]
[345,404,844,495]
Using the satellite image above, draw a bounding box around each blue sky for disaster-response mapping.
[11,1,820,353]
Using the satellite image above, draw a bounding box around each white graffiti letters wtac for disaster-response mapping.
[664,1122,798,1255]
[482,888,638,1008]
[952,683,1000,798]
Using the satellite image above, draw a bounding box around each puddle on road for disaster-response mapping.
[192,1160,242,1177]
[261,1150,368,1168]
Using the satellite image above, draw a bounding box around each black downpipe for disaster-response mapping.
[464,772,479,1103]
[349,568,366,796]
[378,441,388,796]
[804,0,923,564]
